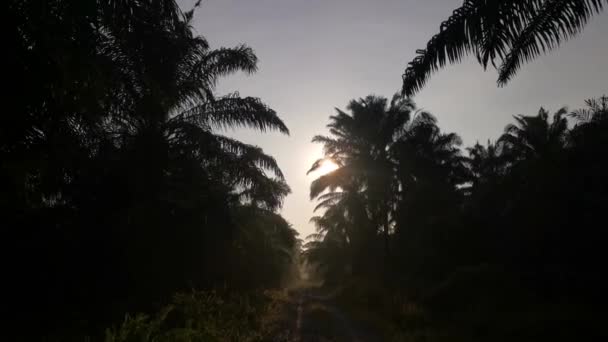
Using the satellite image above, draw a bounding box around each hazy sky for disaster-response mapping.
[178,0,607,238]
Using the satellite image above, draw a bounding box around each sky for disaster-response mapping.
[178,0,608,239]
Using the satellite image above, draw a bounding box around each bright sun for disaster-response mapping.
[314,159,339,176]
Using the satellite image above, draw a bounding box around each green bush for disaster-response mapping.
[104,290,272,342]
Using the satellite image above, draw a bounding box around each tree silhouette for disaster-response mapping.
[4,1,298,338]
[307,94,608,340]
[499,107,569,160]
[466,140,508,187]
[307,94,468,277]
[308,95,421,261]
[402,0,607,96]
[571,95,608,123]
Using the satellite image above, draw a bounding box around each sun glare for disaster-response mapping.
[314,159,339,176]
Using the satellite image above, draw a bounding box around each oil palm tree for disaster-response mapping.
[499,107,569,160]
[569,95,608,170]
[232,205,299,287]
[466,140,508,186]
[390,113,468,258]
[312,188,372,241]
[100,3,291,210]
[392,112,468,191]
[402,0,607,96]
[302,230,351,281]
[309,186,376,273]
[309,94,418,258]
[6,0,296,335]
[570,95,608,124]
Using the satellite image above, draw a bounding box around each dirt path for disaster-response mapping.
[291,287,380,342]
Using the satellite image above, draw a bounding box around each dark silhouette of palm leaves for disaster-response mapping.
[306,94,468,264]
[466,140,508,182]
[96,2,292,211]
[570,95,608,123]
[499,107,569,159]
[402,0,607,96]
[5,1,301,334]
[392,110,467,187]
[170,94,288,134]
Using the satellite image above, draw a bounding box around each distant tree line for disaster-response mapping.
[4,0,298,338]
[305,93,608,303]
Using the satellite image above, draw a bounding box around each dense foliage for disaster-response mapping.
[306,94,608,339]
[4,0,298,339]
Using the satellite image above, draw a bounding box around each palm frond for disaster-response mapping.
[570,95,608,123]
[213,135,285,179]
[311,135,354,157]
[173,94,289,134]
[307,158,325,175]
[498,0,606,84]
[200,44,258,81]
[310,164,363,199]
[401,0,480,96]
[402,0,606,95]
[236,176,290,211]
[313,191,346,212]
[306,233,326,242]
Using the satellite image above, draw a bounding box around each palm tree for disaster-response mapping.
[499,107,569,160]
[232,205,299,287]
[6,0,297,335]
[309,185,377,274]
[392,112,468,191]
[100,3,291,210]
[402,0,607,96]
[390,113,468,263]
[466,140,508,187]
[569,95,608,164]
[570,95,608,124]
[302,230,351,281]
[309,94,418,259]
[101,6,294,297]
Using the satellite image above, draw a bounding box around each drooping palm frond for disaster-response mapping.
[310,136,355,160]
[212,135,285,179]
[173,94,289,134]
[313,191,347,212]
[182,45,258,102]
[310,166,355,199]
[236,175,290,211]
[164,117,289,209]
[99,5,262,124]
[306,233,327,242]
[570,95,608,123]
[402,0,606,96]
[199,45,258,78]
[309,216,336,233]
[326,109,357,139]
[401,0,484,96]
[498,0,606,84]
[307,158,326,175]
